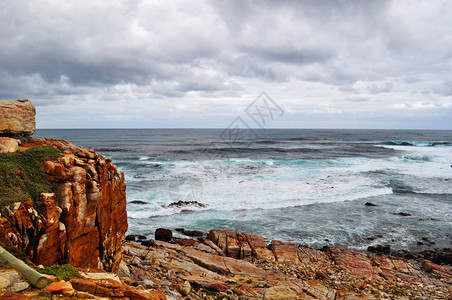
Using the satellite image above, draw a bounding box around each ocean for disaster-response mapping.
[34,129,452,251]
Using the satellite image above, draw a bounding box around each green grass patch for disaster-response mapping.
[38,264,81,281]
[0,146,62,208]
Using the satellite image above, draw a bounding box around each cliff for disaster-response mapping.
[0,138,127,271]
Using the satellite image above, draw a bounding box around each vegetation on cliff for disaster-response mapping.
[0,146,62,207]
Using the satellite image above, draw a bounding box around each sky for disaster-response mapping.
[1,0,451,129]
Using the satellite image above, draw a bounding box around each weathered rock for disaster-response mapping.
[0,99,36,136]
[70,278,125,297]
[422,259,452,279]
[327,247,381,279]
[298,246,327,264]
[46,281,75,296]
[246,233,275,262]
[0,137,19,153]
[264,285,298,300]
[0,138,127,271]
[270,240,299,264]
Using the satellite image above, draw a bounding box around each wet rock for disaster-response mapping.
[166,200,207,208]
[183,230,204,237]
[365,202,378,206]
[125,235,136,242]
[393,212,411,216]
[129,200,147,205]
[141,239,155,247]
[367,244,391,255]
[155,228,172,242]
[422,237,435,245]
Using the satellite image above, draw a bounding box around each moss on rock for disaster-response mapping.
[0,146,62,207]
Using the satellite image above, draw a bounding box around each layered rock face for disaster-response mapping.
[0,138,127,271]
[0,99,36,136]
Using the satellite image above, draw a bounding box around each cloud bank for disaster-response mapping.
[1,0,451,129]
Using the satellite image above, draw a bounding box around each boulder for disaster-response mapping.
[155,228,172,242]
[0,99,36,136]
[0,137,19,153]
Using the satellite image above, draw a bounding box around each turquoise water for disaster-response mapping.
[34,129,452,251]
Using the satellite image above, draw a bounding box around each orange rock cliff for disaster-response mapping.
[0,99,127,271]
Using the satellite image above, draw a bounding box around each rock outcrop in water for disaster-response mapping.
[0,138,127,271]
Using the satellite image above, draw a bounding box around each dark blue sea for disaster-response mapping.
[34,129,452,251]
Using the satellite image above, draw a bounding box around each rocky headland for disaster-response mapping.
[0,99,451,299]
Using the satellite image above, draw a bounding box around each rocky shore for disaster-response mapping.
[1,229,451,299]
[0,99,451,299]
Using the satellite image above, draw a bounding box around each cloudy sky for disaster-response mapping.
[1,0,451,129]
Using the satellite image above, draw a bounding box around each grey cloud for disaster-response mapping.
[1,0,452,129]
[368,82,393,94]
